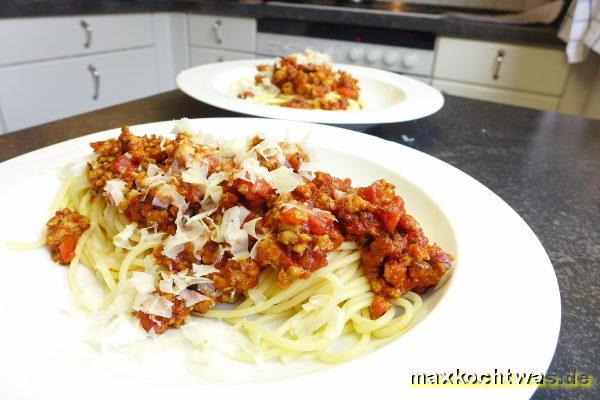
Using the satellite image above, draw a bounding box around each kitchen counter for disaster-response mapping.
[0,91,598,399]
[2,0,562,46]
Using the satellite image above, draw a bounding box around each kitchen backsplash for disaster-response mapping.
[388,0,552,12]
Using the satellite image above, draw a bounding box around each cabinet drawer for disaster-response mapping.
[0,48,159,132]
[433,37,569,96]
[188,15,256,52]
[0,14,153,66]
[189,47,255,66]
[432,79,559,111]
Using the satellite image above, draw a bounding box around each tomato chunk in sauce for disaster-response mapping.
[46,208,90,265]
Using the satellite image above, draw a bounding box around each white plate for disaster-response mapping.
[176,60,444,124]
[0,118,559,400]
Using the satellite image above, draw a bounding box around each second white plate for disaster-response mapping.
[176,59,444,124]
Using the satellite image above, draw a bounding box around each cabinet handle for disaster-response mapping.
[212,19,223,44]
[80,20,92,48]
[88,64,100,100]
[493,49,505,80]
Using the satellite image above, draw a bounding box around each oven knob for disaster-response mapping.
[366,49,381,64]
[348,47,364,62]
[383,52,400,66]
[402,52,419,69]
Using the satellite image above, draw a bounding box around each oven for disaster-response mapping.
[256,17,436,83]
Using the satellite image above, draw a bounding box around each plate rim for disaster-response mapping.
[176,59,444,124]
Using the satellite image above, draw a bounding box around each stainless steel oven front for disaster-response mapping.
[256,18,436,83]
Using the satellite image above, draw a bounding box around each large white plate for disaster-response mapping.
[0,118,559,400]
[176,60,444,124]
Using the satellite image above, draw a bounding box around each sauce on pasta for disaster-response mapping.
[45,125,452,337]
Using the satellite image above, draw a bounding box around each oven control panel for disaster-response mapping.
[257,32,434,78]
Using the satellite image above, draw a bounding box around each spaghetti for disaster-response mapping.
[13,119,451,364]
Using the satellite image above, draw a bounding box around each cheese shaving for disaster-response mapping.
[179,289,212,307]
[181,160,209,184]
[113,223,137,249]
[129,272,155,294]
[152,184,188,212]
[162,216,209,260]
[104,179,126,205]
[192,263,219,277]
[133,293,173,318]
[172,117,196,135]
[211,206,251,257]
[269,166,304,194]
[242,217,262,240]
[201,172,228,209]
[234,157,271,185]
[142,164,167,188]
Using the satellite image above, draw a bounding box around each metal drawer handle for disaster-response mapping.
[493,49,505,80]
[88,64,100,100]
[80,20,92,48]
[212,19,223,44]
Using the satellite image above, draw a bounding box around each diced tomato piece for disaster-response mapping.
[58,236,78,264]
[336,87,355,99]
[298,251,328,272]
[358,184,380,203]
[308,214,330,235]
[135,311,161,333]
[377,199,404,233]
[252,179,273,197]
[280,208,308,225]
[185,186,203,204]
[111,155,133,177]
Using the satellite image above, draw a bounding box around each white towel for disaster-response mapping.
[558,0,600,63]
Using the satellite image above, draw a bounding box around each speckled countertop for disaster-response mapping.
[0,91,598,399]
[2,0,562,45]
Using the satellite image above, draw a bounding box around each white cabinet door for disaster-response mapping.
[0,14,154,66]
[0,48,159,132]
[432,79,559,111]
[189,47,255,66]
[188,15,256,52]
[434,37,569,96]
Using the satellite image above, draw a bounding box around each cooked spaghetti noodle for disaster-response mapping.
[10,119,451,364]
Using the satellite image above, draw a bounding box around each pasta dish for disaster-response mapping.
[30,119,452,364]
[230,50,362,111]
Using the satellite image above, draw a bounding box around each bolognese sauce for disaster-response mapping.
[239,50,361,111]
[45,126,452,334]
[46,208,90,265]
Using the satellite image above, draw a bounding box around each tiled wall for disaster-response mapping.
[389,0,551,12]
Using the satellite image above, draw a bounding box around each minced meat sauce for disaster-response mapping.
[46,126,452,333]
[244,55,360,110]
[46,208,90,265]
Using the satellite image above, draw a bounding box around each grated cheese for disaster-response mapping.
[104,179,126,205]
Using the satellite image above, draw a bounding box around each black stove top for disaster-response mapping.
[267,0,503,16]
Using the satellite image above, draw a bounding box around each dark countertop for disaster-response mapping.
[2,0,562,46]
[0,91,598,399]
